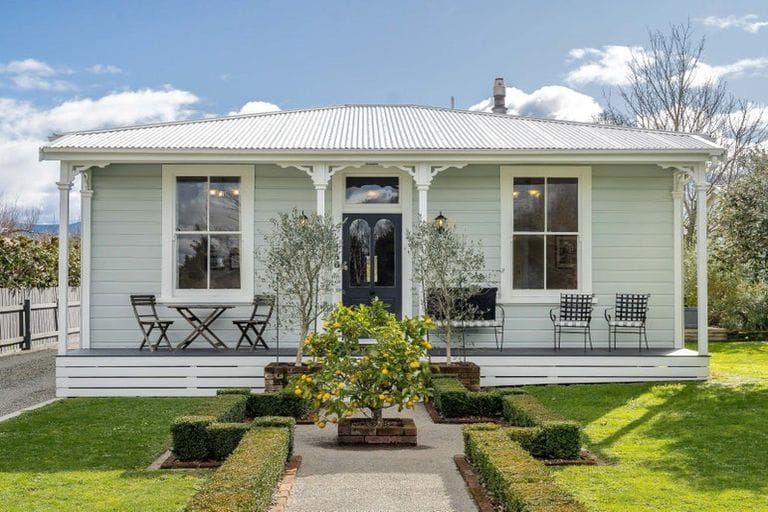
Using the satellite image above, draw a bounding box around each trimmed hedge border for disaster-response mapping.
[464,424,586,512]
[502,394,582,460]
[172,393,249,461]
[502,394,564,427]
[432,377,526,419]
[252,416,297,457]
[185,426,291,512]
[215,388,309,419]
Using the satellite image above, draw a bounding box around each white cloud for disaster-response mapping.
[699,14,768,33]
[89,64,123,74]
[469,85,602,122]
[0,87,199,222]
[228,100,281,115]
[565,45,644,86]
[0,58,75,91]
[566,45,768,87]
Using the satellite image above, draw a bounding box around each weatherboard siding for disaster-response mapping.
[88,162,674,350]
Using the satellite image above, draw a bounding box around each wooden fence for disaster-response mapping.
[0,288,80,354]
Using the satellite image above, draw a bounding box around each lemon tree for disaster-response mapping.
[291,299,433,428]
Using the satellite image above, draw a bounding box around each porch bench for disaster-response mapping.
[429,288,506,351]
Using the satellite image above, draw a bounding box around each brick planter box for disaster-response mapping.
[430,362,481,391]
[337,418,417,446]
[264,362,312,392]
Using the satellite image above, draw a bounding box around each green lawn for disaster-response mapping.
[527,342,768,512]
[0,397,218,512]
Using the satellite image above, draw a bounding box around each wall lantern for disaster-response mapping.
[434,211,448,229]
[298,210,309,225]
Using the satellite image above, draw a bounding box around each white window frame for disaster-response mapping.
[161,164,254,303]
[500,165,592,304]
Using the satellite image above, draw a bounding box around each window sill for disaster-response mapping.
[500,292,597,305]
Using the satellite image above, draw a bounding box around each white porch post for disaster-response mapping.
[57,163,74,356]
[694,165,709,355]
[79,170,93,349]
[671,171,688,348]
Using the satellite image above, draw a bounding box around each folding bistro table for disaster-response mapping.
[169,304,234,350]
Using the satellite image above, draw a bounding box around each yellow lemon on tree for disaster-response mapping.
[381,368,389,376]
[294,387,303,396]
[405,401,414,409]
[317,420,327,429]
[409,361,420,369]
[345,410,353,417]
[323,392,332,401]
[333,322,342,329]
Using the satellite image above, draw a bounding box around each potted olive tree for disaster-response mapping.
[292,299,432,445]
[261,209,341,390]
[406,220,494,388]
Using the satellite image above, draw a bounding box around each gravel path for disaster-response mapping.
[285,404,476,512]
[0,348,56,417]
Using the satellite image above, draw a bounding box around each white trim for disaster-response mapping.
[694,164,709,355]
[331,166,413,316]
[161,164,254,303]
[79,170,93,349]
[671,170,689,348]
[500,166,592,303]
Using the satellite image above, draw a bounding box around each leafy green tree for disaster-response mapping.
[292,299,432,428]
[262,209,341,366]
[0,235,80,289]
[406,221,493,365]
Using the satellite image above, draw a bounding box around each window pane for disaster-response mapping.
[348,219,371,287]
[373,219,395,287]
[177,235,207,289]
[346,177,399,204]
[547,178,578,232]
[547,235,578,289]
[513,178,544,232]
[210,235,241,289]
[513,235,544,289]
[209,177,241,231]
[177,177,207,231]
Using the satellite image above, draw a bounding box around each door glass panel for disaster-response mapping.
[209,177,241,231]
[547,178,578,232]
[513,178,544,232]
[210,235,241,289]
[547,235,578,289]
[177,235,207,289]
[513,235,544,289]
[346,177,399,204]
[176,177,207,231]
[348,219,371,287]
[373,219,395,287]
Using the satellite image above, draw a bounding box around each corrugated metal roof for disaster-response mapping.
[42,104,722,153]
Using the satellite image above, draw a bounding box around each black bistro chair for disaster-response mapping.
[234,295,275,350]
[605,293,651,351]
[130,294,174,351]
[549,293,594,351]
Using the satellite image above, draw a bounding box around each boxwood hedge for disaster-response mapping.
[432,376,526,418]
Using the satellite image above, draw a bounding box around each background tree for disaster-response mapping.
[262,209,341,366]
[0,196,40,235]
[0,235,80,289]
[601,22,767,241]
[406,221,493,365]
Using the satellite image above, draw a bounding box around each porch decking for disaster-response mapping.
[55,346,708,397]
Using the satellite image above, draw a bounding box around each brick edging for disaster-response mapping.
[453,455,495,512]
[270,455,302,512]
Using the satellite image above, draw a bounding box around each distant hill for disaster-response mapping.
[31,222,81,235]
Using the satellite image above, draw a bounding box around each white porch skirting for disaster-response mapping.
[56,348,708,397]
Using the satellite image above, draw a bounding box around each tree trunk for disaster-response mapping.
[295,324,309,367]
[371,407,383,427]
[445,327,452,365]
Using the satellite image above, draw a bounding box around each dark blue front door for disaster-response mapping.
[342,213,402,317]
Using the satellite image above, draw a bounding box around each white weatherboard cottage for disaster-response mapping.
[41,89,723,397]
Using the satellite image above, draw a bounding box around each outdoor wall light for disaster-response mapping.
[434,211,447,229]
[298,210,309,225]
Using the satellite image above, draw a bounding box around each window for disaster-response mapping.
[162,165,254,301]
[501,166,591,302]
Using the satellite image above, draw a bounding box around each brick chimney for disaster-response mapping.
[492,77,507,114]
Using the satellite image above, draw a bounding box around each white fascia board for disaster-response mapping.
[39,148,723,165]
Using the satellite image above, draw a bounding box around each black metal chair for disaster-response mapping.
[130,294,174,351]
[234,295,275,350]
[605,293,651,351]
[550,293,594,351]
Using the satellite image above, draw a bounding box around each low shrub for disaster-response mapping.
[171,416,215,461]
[252,416,297,456]
[208,422,251,461]
[502,394,563,427]
[507,423,582,460]
[196,393,249,423]
[216,388,251,396]
[464,424,586,512]
[432,377,525,418]
[185,427,291,512]
[247,390,308,419]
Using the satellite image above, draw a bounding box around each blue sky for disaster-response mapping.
[1,0,767,221]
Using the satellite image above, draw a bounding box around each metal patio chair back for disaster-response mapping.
[605,293,650,351]
[549,293,594,351]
